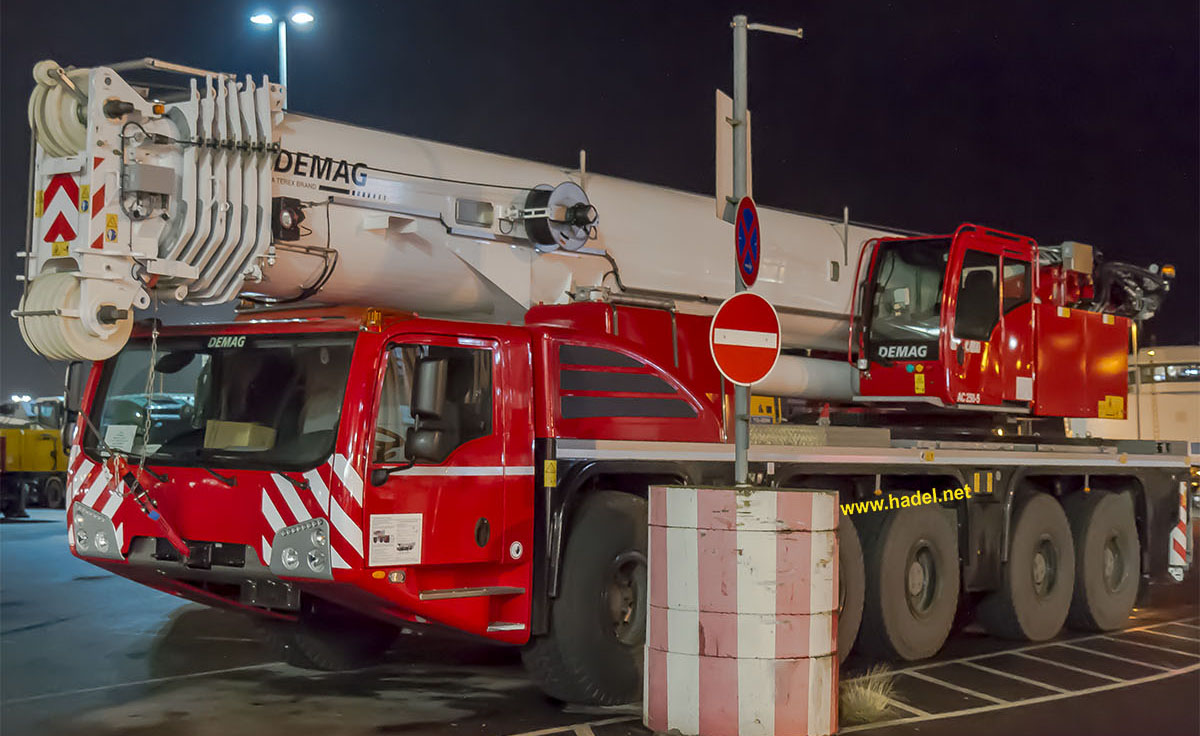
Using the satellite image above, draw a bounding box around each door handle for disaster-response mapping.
[956,344,966,365]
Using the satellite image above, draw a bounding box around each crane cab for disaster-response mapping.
[850,224,1130,418]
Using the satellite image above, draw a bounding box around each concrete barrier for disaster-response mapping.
[645,486,838,736]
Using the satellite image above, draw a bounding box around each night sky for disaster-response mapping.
[1,0,1196,398]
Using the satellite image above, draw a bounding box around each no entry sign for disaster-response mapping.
[709,291,781,386]
[735,196,760,288]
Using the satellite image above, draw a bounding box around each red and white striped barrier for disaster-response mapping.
[645,486,839,736]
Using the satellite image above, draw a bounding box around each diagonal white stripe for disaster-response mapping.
[99,492,123,519]
[304,468,330,513]
[333,454,363,505]
[261,489,286,532]
[114,523,124,552]
[261,537,272,565]
[328,501,364,557]
[330,546,349,569]
[272,475,312,523]
[82,468,110,507]
[713,328,778,349]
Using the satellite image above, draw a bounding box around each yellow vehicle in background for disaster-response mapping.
[0,397,68,515]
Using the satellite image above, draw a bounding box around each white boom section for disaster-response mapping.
[17,59,901,367]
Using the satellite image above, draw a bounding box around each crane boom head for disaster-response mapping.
[16,59,598,362]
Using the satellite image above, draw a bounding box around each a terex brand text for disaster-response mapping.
[877,344,929,360]
[274,149,367,187]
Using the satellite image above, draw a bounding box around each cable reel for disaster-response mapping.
[521,181,598,252]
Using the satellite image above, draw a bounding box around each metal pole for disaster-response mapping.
[278,20,289,107]
[732,14,750,486]
[1132,321,1142,440]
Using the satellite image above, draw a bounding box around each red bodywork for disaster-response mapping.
[853,224,1129,417]
[69,303,723,644]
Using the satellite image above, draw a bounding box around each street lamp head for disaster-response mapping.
[250,12,275,25]
[290,10,314,25]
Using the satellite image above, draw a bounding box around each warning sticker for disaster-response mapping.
[914,373,926,394]
[105,213,118,242]
[369,513,422,566]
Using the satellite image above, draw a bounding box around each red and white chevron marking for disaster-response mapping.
[66,449,129,552]
[41,173,80,245]
[89,156,108,250]
[645,486,839,736]
[259,454,364,570]
[1167,480,1190,568]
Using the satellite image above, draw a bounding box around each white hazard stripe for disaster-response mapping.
[329,501,364,558]
[82,467,111,507]
[330,546,349,569]
[99,492,123,519]
[333,454,363,505]
[304,468,330,512]
[261,489,286,532]
[262,536,273,565]
[71,458,95,498]
[712,328,778,349]
[272,475,312,523]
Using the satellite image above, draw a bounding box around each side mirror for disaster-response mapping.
[411,358,448,420]
[64,361,87,414]
[404,426,445,463]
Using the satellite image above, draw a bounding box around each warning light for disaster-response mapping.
[1161,264,1176,278]
[362,308,383,332]
[152,103,165,115]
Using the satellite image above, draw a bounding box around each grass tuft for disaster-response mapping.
[840,664,898,724]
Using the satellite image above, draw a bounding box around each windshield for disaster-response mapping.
[867,238,951,360]
[85,333,356,470]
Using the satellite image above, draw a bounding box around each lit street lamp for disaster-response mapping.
[250,9,315,106]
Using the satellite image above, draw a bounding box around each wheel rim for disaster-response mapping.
[1102,531,1126,593]
[1030,535,1059,598]
[905,540,938,617]
[605,550,647,646]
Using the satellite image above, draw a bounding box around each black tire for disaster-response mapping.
[522,491,647,705]
[838,512,865,662]
[261,599,398,670]
[41,476,65,509]
[857,502,960,660]
[1063,491,1140,631]
[978,493,1075,640]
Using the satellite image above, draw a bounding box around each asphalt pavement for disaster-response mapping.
[1,509,1197,735]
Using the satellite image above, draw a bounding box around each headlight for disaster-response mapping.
[70,502,124,560]
[75,529,89,550]
[280,547,300,570]
[94,531,110,553]
[268,516,334,581]
[307,549,327,572]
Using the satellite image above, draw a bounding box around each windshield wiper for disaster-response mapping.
[277,472,310,491]
[202,467,236,487]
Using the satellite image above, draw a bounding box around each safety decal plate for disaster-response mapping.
[368,513,422,566]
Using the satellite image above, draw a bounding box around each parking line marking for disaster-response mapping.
[505,717,637,736]
[903,669,1009,704]
[838,663,1200,733]
[885,697,931,717]
[1103,634,1200,658]
[961,660,1068,693]
[1058,642,1172,671]
[0,662,274,705]
[1138,628,1200,643]
[1014,652,1123,683]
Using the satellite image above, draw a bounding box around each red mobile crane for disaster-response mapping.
[17,59,1189,704]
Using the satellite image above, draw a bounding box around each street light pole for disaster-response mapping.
[730,14,803,486]
[277,19,288,91]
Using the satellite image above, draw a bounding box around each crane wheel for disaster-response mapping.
[978,493,1075,640]
[857,503,960,660]
[41,476,66,509]
[260,598,398,671]
[522,491,647,705]
[1063,490,1140,631]
[838,512,865,661]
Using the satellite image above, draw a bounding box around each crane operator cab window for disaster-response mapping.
[867,238,951,362]
[374,344,493,465]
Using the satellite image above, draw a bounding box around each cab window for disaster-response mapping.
[374,344,493,464]
[954,250,1000,341]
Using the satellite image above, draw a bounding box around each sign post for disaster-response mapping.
[727,14,802,485]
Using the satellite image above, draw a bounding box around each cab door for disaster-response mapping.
[365,331,533,570]
[944,228,1036,409]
